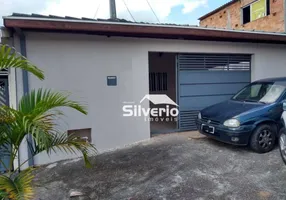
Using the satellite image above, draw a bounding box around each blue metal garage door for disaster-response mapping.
[177,54,251,131]
[0,77,10,173]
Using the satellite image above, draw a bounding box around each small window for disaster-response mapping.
[67,128,92,143]
[243,6,251,24]
[149,72,167,92]
[266,0,270,15]
[242,0,270,24]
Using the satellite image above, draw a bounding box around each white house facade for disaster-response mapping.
[1,13,286,169]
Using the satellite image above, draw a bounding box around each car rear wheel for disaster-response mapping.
[279,128,286,165]
[250,124,276,153]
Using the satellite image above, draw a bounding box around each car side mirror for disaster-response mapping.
[283,102,286,111]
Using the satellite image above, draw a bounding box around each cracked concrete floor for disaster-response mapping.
[33,132,286,200]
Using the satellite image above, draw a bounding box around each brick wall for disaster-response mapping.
[200,0,285,32]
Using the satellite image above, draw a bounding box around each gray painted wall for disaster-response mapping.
[12,32,286,165]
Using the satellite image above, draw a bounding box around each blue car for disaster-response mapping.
[197,77,286,153]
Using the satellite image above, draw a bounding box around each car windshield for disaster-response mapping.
[232,82,286,104]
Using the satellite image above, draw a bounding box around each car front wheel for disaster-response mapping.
[250,124,276,153]
[279,128,286,165]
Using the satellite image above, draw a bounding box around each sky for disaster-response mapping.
[0,0,230,26]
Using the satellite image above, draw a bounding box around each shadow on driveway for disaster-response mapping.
[33,132,286,200]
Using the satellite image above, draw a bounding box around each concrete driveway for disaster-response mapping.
[34,132,286,200]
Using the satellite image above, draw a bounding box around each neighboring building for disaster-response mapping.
[199,0,285,32]
[2,13,286,168]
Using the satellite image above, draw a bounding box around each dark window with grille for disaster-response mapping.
[149,72,168,92]
[0,77,8,106]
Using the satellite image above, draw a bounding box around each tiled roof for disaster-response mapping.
[8,13,199,28]
[5,12,285,35]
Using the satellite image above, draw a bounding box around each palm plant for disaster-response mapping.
[0,45,96,199]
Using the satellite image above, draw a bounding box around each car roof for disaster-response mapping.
[254,77,286,83]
